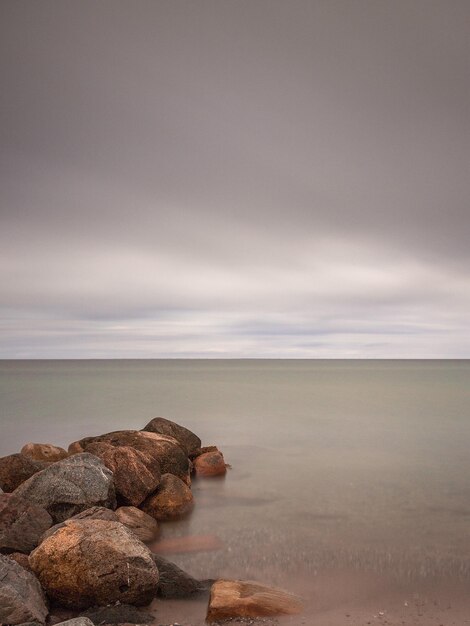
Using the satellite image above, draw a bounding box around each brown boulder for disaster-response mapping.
[70,430,190,484]
[141,473,193,521]
[29,519,159,609]
[206,580,303,621]
[0,554,48,624]
[0,493,53,554]
[115,506,158,543]
[193,449,227,477]
[142,417,201,457]
[21,443,68,463]
[0,454,48,492]
[13,453,116,523]
[85,442,161,506]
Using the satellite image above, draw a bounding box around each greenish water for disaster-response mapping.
[1,359,469,587]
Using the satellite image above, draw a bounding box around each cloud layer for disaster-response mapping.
[1,1,469,357]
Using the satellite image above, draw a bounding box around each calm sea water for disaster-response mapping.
[1,359,470,592]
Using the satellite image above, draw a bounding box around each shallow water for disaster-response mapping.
[1,359,469,621]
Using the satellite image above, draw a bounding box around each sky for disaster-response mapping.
[0,0,469,358]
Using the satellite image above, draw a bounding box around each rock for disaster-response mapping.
[13,453,116,523]
[20,443,68,463]
[193,449,227,477]
[0,554,48,624]
[115,506,158,543]
[70,430,190,484]
[206,580,303,621]
[29,519,159,609]
[6,551,34,571]
[152,534,223,555]
[80,605,155,625]
[85,443,160,507]
[53,620,94,626]
[142,417,201,457]
[0,493,53,553]
[151,553,212,598]
[0,454,48,492]
[39,506,119,543]
[141,474,193,521]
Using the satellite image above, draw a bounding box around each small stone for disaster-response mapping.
[193,449,227,477]
[21,443,68,463]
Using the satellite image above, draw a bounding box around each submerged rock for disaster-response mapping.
[193,449,227,477]
[0,493,52,554]
[85,442,160,506]
[29,519,159,609]
[151,553,212,598]
[53,619,94,626]
[13,453,116,523]
[70,430,190,484]
[206,579,303,621]
[115,506,158,543]
[20,443,68,463]
[142,417,201,457]
[0,454,47,492]
[141,473,193,521]
[0,554,48,625]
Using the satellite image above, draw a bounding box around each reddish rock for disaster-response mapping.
[0,554,48,624]
[206,580,303,621]
[141,473,193,521]
[21,443,68,463]
[193,449,227,477]
[0,454,48,492]
[13,453,116,523]
[70,430,190,484]
[85,442,160,506]
[115,506,158,543]
[142,417,201,457]
[29,519,159,609]
[0,493,53,554]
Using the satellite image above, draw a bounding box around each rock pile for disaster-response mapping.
[0,416,302,624]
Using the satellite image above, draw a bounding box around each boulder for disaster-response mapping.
[141,473,193,521]
[12,454,116,523]
[29,519,159,609]
[0,554,48,625]
[85,442,160,506]
[193,449,227,477]
[0,454,48,492]
[20,443,68,463]
[39,506,119,543]
[70,430,190,484]
[151,553,212,598]
[206,580,303,621]
[80,605,155,625]
[115,506,158,543]
[0,493,53,553]
[142,417,201,457]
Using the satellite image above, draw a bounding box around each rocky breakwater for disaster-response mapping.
[0,415,302,624]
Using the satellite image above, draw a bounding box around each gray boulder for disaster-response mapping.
[0,554,48,625]
[152,553,212,598]
[0,493,53,554]
[12,454,116,523]
[52,620,94,626]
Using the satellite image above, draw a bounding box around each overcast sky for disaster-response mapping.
[1,0,469,358]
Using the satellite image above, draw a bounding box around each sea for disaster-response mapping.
[1,359,469,623]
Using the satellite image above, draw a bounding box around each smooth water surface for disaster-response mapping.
[1,359,469,591]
